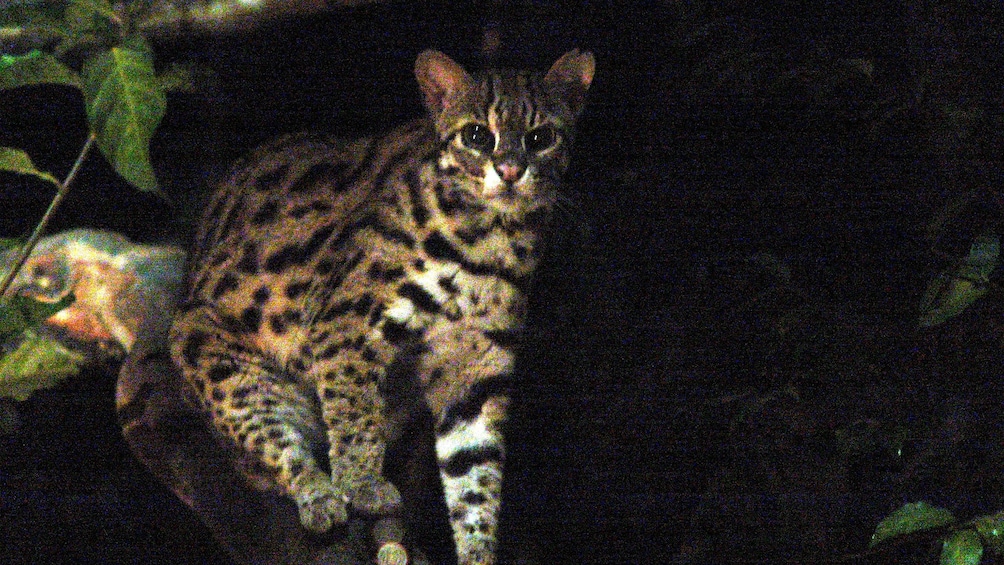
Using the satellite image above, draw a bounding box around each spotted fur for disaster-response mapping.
[170,49,594,565]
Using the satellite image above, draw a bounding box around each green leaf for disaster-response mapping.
[871,502,956,547]
[156,63,197,93]
[941,529,983,565]
[965,235,999,280]
[0,49,81,90]
[0,147,61,189]
[82,37,165,191]
[919,235,1000,327]
[0,294,75,342]
[68,0,116,19]
[0,330,84,401]
[971,512,1004,554]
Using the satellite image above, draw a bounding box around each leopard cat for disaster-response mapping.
[170,48,594,565]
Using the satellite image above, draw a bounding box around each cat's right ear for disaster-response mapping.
[545,49,595,116]
[415,50,474,116]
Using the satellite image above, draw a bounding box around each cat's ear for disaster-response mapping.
[415,50,475,116]
[544,49,595,115]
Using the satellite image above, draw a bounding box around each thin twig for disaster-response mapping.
[0,132,97,298]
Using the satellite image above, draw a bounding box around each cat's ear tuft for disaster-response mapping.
[415,50,474,116]
[544,49,595,115]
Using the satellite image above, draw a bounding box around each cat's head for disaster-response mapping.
[415,49,594,226]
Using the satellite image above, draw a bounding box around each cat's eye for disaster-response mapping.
[460,123,495,153]
[524,126,557,153]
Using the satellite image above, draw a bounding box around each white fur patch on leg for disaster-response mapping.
[436,412,494,458]
[440,462,502,565]
[436,413,504,565]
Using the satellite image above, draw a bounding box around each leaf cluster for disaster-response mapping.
[0,0,190,395]
[0,329,84,401]
[0,0,180,191]
[870,502,1004,565]
[919,234,1000,328]
[0,238,81,398]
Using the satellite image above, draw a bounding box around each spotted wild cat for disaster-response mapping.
[170,49,594,564]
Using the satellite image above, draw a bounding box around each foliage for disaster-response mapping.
[941,529,983,565]
[0,0,189,395]
[660,5,1004,561]
[0,147,60,189]
[870,502,955,547]
[0,0,181,191]
[0,292,75,343]
[919,234,1000,327]
[0,49,81,90]
[0,329,84,401]
[870,503,1004,565]
[0,237,81,399]
[82,35,165,191]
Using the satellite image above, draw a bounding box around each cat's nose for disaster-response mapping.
[495,162,524,183]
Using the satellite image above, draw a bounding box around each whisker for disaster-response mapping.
[553,194,592,241]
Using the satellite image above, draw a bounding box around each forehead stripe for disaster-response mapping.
[483,74,500,124]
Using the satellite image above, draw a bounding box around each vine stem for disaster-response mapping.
[0,132,97,298]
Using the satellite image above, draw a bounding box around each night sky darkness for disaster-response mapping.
[1,1,1003,563]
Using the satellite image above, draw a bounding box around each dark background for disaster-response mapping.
[2,1,1004,563]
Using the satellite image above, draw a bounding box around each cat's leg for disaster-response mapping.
[434,393,508,565]
[316,349,402,520]
[171,305,347,533]
[421,323,516,565]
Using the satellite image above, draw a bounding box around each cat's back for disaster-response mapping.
[181,119,435,367]
[191,121,433,271]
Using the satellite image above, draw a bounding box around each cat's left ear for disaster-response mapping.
[415,50,475,116]
[544,49,595,115]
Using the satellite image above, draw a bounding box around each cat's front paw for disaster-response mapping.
[291,470,349,533]
[350,475,402,516]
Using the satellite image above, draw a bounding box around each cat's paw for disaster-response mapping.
[291,470,349,533]
[350,475,402,516]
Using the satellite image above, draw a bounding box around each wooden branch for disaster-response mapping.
[138,0,385,37]
[0,0,386,52]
